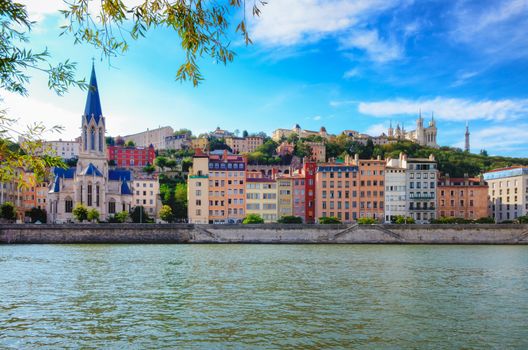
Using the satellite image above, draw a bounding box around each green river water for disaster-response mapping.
[1,244,527,349]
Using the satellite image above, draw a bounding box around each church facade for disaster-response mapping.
[388,113,438,148]
[47,65,134,223]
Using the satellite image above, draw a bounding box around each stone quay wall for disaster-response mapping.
[1,224,528,244]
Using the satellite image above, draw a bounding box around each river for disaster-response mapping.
[1,244,527,349]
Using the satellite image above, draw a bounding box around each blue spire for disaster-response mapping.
[84,62,103,124]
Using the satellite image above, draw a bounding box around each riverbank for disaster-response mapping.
[1,223,527,244]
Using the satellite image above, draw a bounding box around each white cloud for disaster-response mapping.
[356,97,528,121]
[453,125,528,153]
[339,30,402,63]
[343,68,360,79]
[364,123,387,136]
[312,115,322,121]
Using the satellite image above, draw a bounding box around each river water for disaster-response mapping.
[1,244,527,349]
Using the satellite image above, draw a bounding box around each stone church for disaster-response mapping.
[388,113,438,148]
[47,64,133,223]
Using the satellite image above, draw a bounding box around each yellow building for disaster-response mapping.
[191,138,209,151]
[246,178,278,222]
[277,176,293,218]
[225,136,263,154]
[187,153,210,224]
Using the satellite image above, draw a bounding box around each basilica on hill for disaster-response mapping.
[47,64,134,223]
[388,113,438,148]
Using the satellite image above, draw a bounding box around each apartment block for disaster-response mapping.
[107,144,155,168]
[225,136,264,154]
[357,158,385,221]
[384,158,407,222]
[277,176,294,218]
[122,126,174,150]
[191,138,209,151]
[132,175,160,217]
[437,175,489,220]
[187,150,247,224]
[246,178,277,222]
[407,155,438,223]
[484,167,528,222]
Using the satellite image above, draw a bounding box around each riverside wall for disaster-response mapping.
[1,224,528,244]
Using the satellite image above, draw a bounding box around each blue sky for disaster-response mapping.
[4,0,528,156]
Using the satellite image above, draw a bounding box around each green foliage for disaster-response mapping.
[475,216,495,224]
[516,215,528,224]
[159,178,188,221]
[174,129,192,137]
[277,215,303,224]
[125,140,135,147]
[242,213,264,224]
[0,202,16,221]
[72,204,88,222]
[26,207,47,223]
[109,210,129,223]
[294,141,312,158]
[318,216,341,224]
[431,217,473,224]
[108,159,116,166]
[357,217,377,224]
[393,215,415,224]
[159,205,174,223]
[87,208,100,222]
[131,206,151,223]
[209,138,232,152]
[105,136,115,145]
[242,130,249,138]
[155,156,168,171]
[143,164,155,174]
[65,157,78,167]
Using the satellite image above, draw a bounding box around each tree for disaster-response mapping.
[243,214,264,224]
[143,164,155,174]
[209,138,232,152]
[475,216,495,224]
[516,215,528,224]
[0,202,16,221]
[394,215,415,224]
[131,206,150,223]
[125,140,135,147]
[159,205,174,223]
[26,207,47,223]
[277,215,303,224]
[318,216,341,224]
[105,136,115,146]
[155,156,168,171]
[242,130,249,138]
[87,208,100,222]
[72,204,88,222]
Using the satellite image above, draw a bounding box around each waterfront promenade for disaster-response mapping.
[1,223,527,244]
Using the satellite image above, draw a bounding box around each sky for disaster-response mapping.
[2,0,528,157]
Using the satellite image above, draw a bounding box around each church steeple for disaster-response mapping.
[83,62,103,125]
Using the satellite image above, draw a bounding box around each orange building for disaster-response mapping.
[187,150,247,224]
[315,155,385,223]
[437,175,489,220]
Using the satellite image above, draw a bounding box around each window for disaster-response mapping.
[87,183,93,206]
[65,198,73,213]
[96,184,100,206]
[109,200,116,214]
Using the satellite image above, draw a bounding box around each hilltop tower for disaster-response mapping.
[465,121,470,152]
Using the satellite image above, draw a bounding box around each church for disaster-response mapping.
[47,64,134,223]
[388,113,438,148]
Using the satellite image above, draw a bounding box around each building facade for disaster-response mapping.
[225,136,264,154]
[437,175,489,220]
[164,134,191,150]
[107,145,155,168]
[406,155,438,223]
[277,177,293,218]
[246,178,277,222]
[388,114,438,148]
[191,138,209,151]
[272,124,331,141]
[384,157,407,222]
[132,175,161,218]
[122,126,174,150]
[484,167,528,222]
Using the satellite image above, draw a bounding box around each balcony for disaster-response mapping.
[409,195,435,200]
[189,175,208,179]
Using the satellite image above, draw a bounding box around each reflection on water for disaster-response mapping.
[1,244,527,348]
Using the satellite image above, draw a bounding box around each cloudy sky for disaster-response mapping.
[3,0,528,156]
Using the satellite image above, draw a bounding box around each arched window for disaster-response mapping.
[87,182,93,206]
[83,127,87,151]
[90,128,95,150]
[65,197,73,213]
[98,128,103,152]
[96,183,100,207]
[108,198,116,214]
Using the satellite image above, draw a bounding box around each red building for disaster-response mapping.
[303,161,317,223]
[107,144,155,168]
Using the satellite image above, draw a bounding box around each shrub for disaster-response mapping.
[394,215,415,224]
[87,208,100,222]
[116,211,129,223]
[72,204,88,222]
[277,215,303,224]
[131,206,151,223]
[0,202,16,221]
[26,207,47,223]
[318,216,341,224]
[431,216,472,224]
[516,215,528,224]
[357,217,377,224]
[475,216,495,224]
[159,205,173,222]
[242,213,264,224]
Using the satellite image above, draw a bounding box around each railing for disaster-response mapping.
[409,195,435,200]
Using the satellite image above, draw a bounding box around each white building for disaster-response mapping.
[384,156,408,222]
[388,114,438,148]
[123,126,174,150]
[484,167,528,222]
[132,176,161,218]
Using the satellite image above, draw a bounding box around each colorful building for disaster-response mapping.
[305,141,326,163]
[437,175,489,220]
[107,145,155,168]
[246,178,277,222]
[277,176,293,218]
[357,157,385,221]
[187,150,247,224]
[191,138,209,151]
[225,136,264,154]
